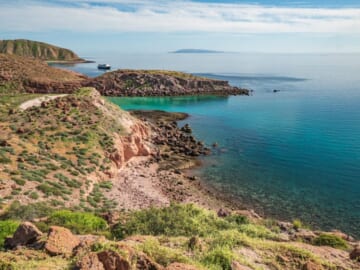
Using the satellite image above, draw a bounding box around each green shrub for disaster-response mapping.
[0,220,19,249]
[202,246,234,270]
[48,210,108,234]
[313,234,348,249]
[0,202,53,221]
[224,214,249,225]
[238,224,276,239]
[29,192,39,200]
[113,203,231,239]
[140,238,189,266]
[209,230,246,249]
[99,181,113,190]
[293,219,303,230]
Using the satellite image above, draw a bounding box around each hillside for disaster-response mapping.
[0,39,84,62]
[86,69,249,96]
[0,54,87,94]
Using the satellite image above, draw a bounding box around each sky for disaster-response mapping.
[0,0,360,54]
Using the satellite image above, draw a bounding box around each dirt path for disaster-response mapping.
[19,94,68,110]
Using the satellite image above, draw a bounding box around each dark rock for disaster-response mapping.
[4,222,42,249]
[217,208,230,218]
[350,245,360,261]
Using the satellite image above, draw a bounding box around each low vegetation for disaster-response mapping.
[313,233,349,249]
[0,220,19,250]
[0,203,356,269]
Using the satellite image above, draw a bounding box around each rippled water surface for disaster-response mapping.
[54,53,360,237]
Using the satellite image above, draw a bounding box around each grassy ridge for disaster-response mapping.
[0,39,83,61]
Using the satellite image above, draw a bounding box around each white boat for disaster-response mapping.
[97,64,111,70]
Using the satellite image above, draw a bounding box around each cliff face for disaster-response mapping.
[0,88,152,209]
[0,39,84,62]
[86,70,249,96]
[0,54,87,93]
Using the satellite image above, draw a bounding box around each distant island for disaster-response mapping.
[0,39,91,63]
[171,49,224,54]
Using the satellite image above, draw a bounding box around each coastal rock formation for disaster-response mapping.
[0,39,84,62]
[86,69,249,96]
[0,54,86,93]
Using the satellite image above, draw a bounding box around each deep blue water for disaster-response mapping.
[52,53,360,237]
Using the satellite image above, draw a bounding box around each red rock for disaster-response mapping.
[77,252,105,270]
[97,250,131,270]
[5,222,42,249]
[302,261,324,270]
[45,226,80,256]
[136,253,164,270]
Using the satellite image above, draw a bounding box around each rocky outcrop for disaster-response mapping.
[4,222,42,249]
[86,70,249,96]
[77,252,105,270]
[350,245,360,261]
[97,250,131,270]
[45,226,80,256]
[0,39,84,62]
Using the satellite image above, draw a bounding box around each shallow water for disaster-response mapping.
[54,53,360,237]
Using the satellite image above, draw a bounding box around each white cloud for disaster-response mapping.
[0,0,360,33]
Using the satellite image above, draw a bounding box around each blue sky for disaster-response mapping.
[0,0,360,54]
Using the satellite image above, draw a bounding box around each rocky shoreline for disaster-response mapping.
[85,69,249,97]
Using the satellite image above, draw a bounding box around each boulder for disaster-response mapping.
[302,261,323,270]
[4,222,42,249]
[165,263,200,270]
[293,229,317,242]
[45,226,80,256]
[350,245,360,261]
[97,250,131,270]
[77,252,105,270]
[136,253,164,270]
[217,208,230,218]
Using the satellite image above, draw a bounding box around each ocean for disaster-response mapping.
[51,52,360,237]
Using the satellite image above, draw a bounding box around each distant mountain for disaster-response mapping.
[0,39,85,62]
[171,49,224,54]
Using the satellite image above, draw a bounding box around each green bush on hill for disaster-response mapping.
[0,220,20,249]
[48,210,108,234]
[313,233,348,249]
[0,202,53,221]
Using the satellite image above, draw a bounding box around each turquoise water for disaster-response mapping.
[55,53,360,237]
